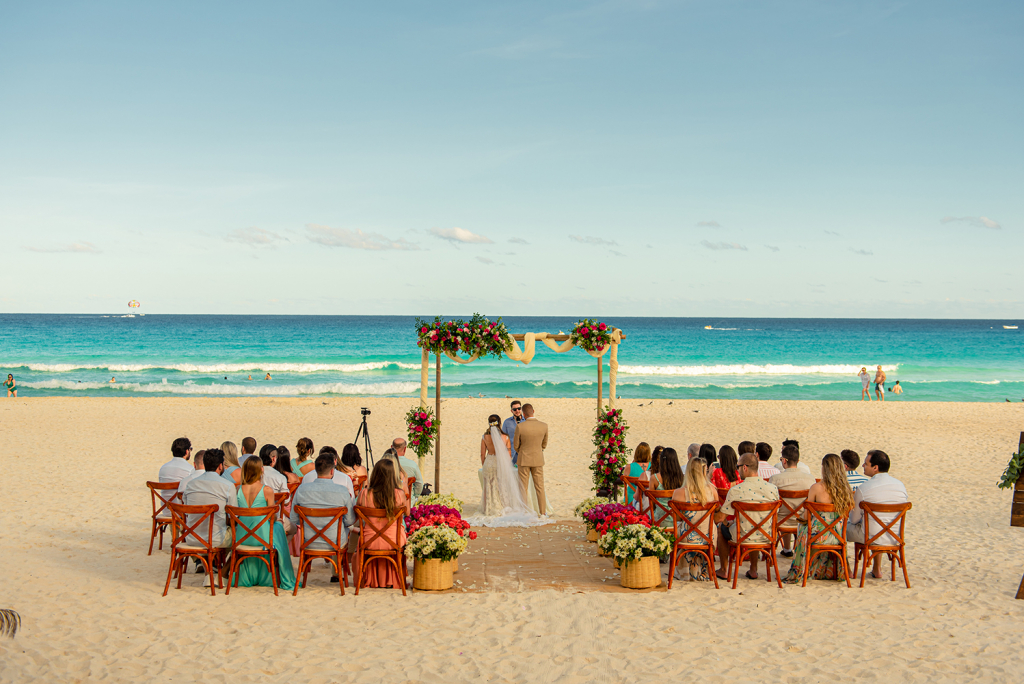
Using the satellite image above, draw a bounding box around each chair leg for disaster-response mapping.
[149,519,157,556]
[900,547,911,588]
[840,550,852,588]
[337,553,345,596]
[852,544,861,578]
[731,549,743,590]
[770,550,782,588]
[668,546,678,589]
[859,550,870,588]
[162,551,178,596]
[176,555,186,590]
[269,552,279,596]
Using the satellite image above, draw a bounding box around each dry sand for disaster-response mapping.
[2,396,1024,682]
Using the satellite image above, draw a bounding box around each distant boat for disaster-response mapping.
[1005,325,1018,330]
[704,325,713,329]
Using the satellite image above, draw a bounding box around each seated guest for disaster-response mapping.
[711,445,741,491]
[159,437,194,485]
[750,441,779,479]
[683,443,699,473]
[648,447,684,491]
[626,442,652,506]
[355,459,409,589]
[259,444,289,497]
[177,449,206,495]
[393,438,424,499]
[182,448,235,584]
[714,453,780,581]
[339,443,368,480]
[221,441,242,485]
[769,444,817,557]
[238,437,258,466]
[290,452,357,583]
[379,449,411,496]
[302,446,354,496]
[642,446,664,483]
[783,453,854,583]
[847,450,908,579]
[231,458,296,590]
[841,450,869,491]
[671,457,719,581]
[766,441,808,475]
[294,437,316,477]
[699,443,717,472]
[274,445,302,485]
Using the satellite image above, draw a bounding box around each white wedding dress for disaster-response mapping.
[466,427,548,528]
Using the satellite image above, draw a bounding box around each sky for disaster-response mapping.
[1,1,1022,317]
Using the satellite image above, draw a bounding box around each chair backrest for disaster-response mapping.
[803,500,849,547]
[620,474,641,505]
[669,500,717,547]
[776,488,810,529]
[404,477,417,500]
[715,486,731,505]
[288,481,301,496]
[860,501,912,548]
[355,505,407,554]
[731,500,781,546]
[352,475,367,495]
[294,505,348,553]
[224,505,277,550]
[147,481,180,520]
[644,489,675,529]
[168,502,218,551]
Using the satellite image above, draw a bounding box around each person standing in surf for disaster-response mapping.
[858,367,872,401]
[874,365,886,401]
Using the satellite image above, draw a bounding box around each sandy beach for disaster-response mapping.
[2,396,1024,682]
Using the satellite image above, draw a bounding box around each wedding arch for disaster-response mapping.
[409,315,626,493]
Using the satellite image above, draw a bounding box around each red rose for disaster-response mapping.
[469,531,477,540]
[425,420,432,427]
[599,323,606,331]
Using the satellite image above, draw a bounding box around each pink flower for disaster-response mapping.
[581,327,590,335]
[419,412,427,419]
[415,426,423,432]
[421,326,428,333]
[598,322,606,331]
[425,420,432,427]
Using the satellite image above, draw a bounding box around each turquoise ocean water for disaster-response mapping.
[0,315,1021,402]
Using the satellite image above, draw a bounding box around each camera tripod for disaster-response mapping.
[354,411,375,469]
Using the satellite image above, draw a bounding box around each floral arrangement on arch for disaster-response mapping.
[405,525,468,562]
[582,502,633,531]
[573,496,611,519]
[406,504,477,540]
[600,523,672,565]
[415,313,512,359]
[416,493,464,513]
[406,406,439,460]
[589,408,631,493]
[570,318,613,353]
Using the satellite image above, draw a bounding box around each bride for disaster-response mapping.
[466,415,546,527]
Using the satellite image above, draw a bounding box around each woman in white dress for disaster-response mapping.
[467,415,544,527]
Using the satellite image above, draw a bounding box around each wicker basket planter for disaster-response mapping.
[451,558,459,573]
[620,556,661,589]
[586,528,599,542]
[413,558,454,591]
[613,557,621,569]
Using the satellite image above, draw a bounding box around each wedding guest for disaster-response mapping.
[699,443,717,471]
[649,447,684,491]
[783,453,854,583]
[380,449,410,495]
[684,443,700,472]
[626,442,652,505]
[711,446,740,491]
[392,438,423,498]
[643,446,664,483]
[339,444,368,479]
[302,446,354,496]
[158,437,194,485]
[769,444,816,557]
[714,453,780,581]
[231,458,296,591]
[274,445,302,484]
[841,450,869,491]
[177,449,206,495]
[847,450,908,579]
[355,459,409,589]
[502,400,524,466]
[290,452,356,583]
[259,444,289,497]
[238,437,258,466]
[221,441,242,485]
[294,438,316,476]
[671,458,719,581]
[752,441,780,479]
[182,448,235,581]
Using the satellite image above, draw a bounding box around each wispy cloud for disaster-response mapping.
[824,230,842,237]
[697,220,721,228]
[941,215,1001,229]
[226,227,285,246]
[701,240,747,251]
[569,235,617,246]
[430,227,493,244]
[476,256,495,264]
[306,224,419,251]
[24,242,100,254]
[508,237,529,245]
[610,250,626,257]
[850,248,873,256]
[765,244,780,252]
[476,38,563,60]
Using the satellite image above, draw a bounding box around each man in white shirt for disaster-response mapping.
[177,449,206,495]
[847,449,909,579]
[393,438,424,499]
[301,447,354,497]
[238,436,257,466]
[750,441,779,479]
[769,444,817,557]
[158,437,194,487]
[779,439,811,475]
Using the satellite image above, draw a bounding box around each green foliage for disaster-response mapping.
[998,443,1024,489]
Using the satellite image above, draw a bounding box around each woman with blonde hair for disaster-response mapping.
[220,441,242,485]
[671,458,720,581]
[783,453,855,583]
[230,457,296,590]
[355,459,409,589]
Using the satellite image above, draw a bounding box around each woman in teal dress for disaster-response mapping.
[783,453,854,583]
[231,458,295,590]
[626,442,651,506]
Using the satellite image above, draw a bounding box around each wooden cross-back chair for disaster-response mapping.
[354,505,408,596]
[293,505,350,596]
[146,481,180,555]
[775,488,810,549]
[727,500,782,589]
[352,475,367,496]
[643,489,675,531]
[634,478,651,517]
[852,501,912,588]
[404,477,417,502]
[163,502,222,596]
[668,500,720,590]
[620,474,641,507]
[224,505,281,596]
[801,501,852,587]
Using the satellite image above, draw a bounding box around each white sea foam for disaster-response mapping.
[21,380,421,395]
[618,363,901,376]
[2,361,421,374]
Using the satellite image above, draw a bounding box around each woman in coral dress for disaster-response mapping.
[355,459,408,589]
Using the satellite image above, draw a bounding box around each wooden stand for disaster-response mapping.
[1013,432,1024,599]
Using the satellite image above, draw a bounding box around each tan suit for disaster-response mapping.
[513,417,548,515]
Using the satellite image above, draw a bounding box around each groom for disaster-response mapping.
[513,403,548,516]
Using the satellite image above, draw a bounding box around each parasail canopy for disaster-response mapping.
[128,300,141,308]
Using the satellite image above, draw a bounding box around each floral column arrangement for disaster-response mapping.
[590,407,631,498]
[406,406,439,472]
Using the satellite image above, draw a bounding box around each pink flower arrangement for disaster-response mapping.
[405,406,440,459]
[415,314,511,359]
[570,318,614,353]
[407,504,475,539]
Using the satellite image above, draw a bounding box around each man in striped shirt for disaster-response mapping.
[841,450,869,490]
